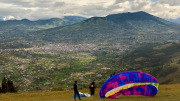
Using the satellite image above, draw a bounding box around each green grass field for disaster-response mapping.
[0,84,180,101]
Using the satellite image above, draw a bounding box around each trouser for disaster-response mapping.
[74,91,81,100]
[90,89,95,95]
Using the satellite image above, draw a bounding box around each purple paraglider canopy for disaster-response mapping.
[99,71,159,98]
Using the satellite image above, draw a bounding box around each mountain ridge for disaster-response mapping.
[0,16,87,28]
[0,16,87,49]
[28,11,180,45]
[165,18,180,24]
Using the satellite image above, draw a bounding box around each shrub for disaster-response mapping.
[1,77,18,93]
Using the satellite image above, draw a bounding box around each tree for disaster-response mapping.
[0,77,18,93]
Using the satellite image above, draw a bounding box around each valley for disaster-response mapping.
[0,11,180,91]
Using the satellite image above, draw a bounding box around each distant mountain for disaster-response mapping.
[0,18,3,21]
[29,11,180,44]
[0,16,87,48]
[0,16,87,31]
[165,18,180,24]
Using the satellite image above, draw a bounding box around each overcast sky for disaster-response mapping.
[0,0,180,20]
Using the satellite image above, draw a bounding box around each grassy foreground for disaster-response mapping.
[0,84,180,101]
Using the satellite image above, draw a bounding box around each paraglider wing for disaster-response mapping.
[100,71,159,98]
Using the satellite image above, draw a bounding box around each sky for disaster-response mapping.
[0,0,180,20]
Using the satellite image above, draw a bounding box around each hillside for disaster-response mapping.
[0,42,180,91]
[119,42,180,84]
[0,84,180,101]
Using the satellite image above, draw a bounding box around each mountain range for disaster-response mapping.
[166,18,180,24]
[0,16,86,31]
[1,11,180,48]
[0,16,87,48]
[27,11,180,45]
[0,11,180,90]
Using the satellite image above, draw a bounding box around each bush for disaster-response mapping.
[0,77,18,93]
[51,87,64,91]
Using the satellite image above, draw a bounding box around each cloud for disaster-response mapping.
[0,0,179,20]
[53,2,65,8]
[2,15,15,21]
[129,0,180,19]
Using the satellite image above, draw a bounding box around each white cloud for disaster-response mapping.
[0,0,179,20]
[129,0,180,19]
[2,15,15,21]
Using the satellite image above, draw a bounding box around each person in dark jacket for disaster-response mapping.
[74,81,81,100]
[89,81,95,96]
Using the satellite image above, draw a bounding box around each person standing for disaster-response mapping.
[89,81,96,96]
[74,81,81,100]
